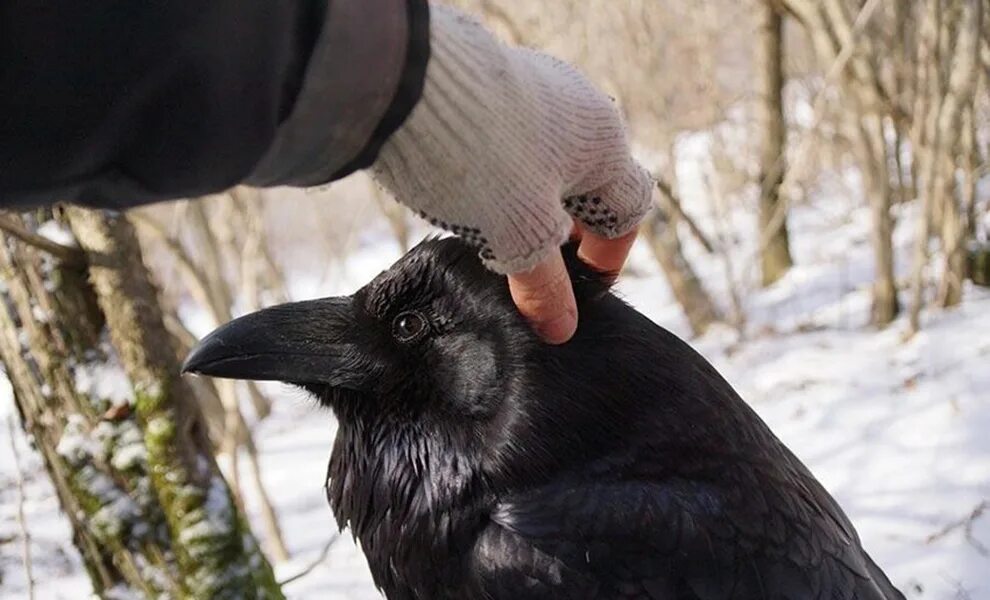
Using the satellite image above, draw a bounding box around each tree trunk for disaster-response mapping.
[0,209,284,599]
[908,0,942,335]
[780,0,899,324]
[961,107,978,243]
[854,112,901,327]
[757,0,794,287]
[970,244,990,287]
[936,0,984,307]
[641,209,721,336]
[0,214,165,595]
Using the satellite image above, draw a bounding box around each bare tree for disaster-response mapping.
[907,0,943,334]
[783,0,900,326]
[757,0,794,287]
[132,192,291,562]
[642,196,722,336]
[909,0,986,331]
[0,210,283,597]
[933,0,984,307]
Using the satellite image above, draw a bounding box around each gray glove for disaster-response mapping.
[372,4,653,274]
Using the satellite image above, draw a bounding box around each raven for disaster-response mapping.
[184,238,904,600]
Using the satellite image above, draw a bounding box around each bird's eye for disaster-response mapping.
[392,311,429,343]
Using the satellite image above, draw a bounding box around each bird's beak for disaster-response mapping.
[182,297,377,391]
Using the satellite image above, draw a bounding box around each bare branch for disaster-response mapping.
[243,431,290,562]
[129,211,216,318]
[278,534,341,587]
[654,176,716,254]
[926,500,989,556]
[7,415,36,600]
[0,212,84,266]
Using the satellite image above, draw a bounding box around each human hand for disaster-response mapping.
[508,227,639,343]
[371,4,652,343]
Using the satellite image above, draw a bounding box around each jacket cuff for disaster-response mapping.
[247,0,430,188]
[332,0,431,179]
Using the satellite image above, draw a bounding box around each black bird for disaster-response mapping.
[183,238,904,600]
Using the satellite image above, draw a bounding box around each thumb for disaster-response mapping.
[507,249,578,344]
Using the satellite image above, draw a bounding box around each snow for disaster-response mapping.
[108,444,146,473]
[35,222,77,248]
[0,377,91,599]
[55,415,102,466]
[2,145,989,598]
[177,476,235,550]
[72,360,134,408]
[102,584,141,600]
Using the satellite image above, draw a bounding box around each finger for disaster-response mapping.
[576,227,639,281]
[508,250,578,345]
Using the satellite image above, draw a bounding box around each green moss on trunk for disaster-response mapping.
[140,385,283,599]
[56,413,176,598]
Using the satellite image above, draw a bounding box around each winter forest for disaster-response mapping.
[1,0,989,598]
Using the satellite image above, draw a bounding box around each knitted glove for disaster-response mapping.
[371,4,653,274]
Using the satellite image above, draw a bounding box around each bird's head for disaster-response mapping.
[183,237,613,431]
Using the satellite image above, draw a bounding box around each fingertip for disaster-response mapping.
[577,227,639,279]
[507,251,578,345]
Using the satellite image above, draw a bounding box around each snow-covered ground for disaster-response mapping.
[2,147,989,598]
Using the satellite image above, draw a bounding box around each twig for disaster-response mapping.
[704,169,748,336]
[278,534,340,587]
[129,211,216,317]
[244,432,290,562]
[926,500,989,556]
[654,176,716,254]
[0,213,84,266]
[7,415,36,600]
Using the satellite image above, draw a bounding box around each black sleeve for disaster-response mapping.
[0,0,430,210]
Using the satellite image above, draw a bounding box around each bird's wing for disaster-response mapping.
[468,473,900,600]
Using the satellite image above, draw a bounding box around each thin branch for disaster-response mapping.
[0,213,84,266]
[129,211,216,318]
[705,167,748,336]
[7,415,36,600]
[926,500,989,556]
[654,176,716,254]
[243,430,290,562]
[162,312,199,353]
[278,534,341,587]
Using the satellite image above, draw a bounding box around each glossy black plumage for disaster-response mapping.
[184,238,905,600]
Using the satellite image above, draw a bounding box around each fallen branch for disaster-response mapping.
[0,213,84,266]
[926,500,989,556]
[278,534,340,587]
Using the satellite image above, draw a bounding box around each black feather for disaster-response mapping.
[185,237,905,600]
